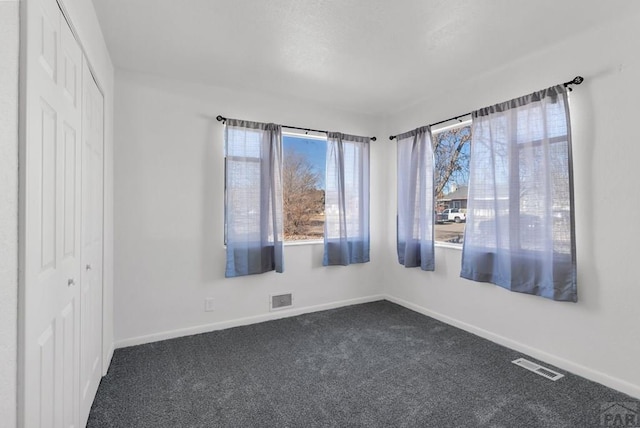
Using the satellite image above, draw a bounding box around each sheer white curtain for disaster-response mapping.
[225,119,284,277]
[396,126,435,270]
[461,85,577,301]
[324,132,370,266]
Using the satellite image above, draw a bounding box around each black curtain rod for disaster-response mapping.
[216,115,377,141]
[388,76,584,140]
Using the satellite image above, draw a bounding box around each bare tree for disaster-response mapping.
[282,149,324,238]
[434,126,471,199]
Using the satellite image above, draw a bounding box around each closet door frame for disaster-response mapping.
[18,0,107,426]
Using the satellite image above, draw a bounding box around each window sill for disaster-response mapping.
[284,239,324,247]
[435,242,463,251]
[222,240,324,250]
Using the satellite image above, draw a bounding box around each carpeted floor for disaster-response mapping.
[88,301,636,427]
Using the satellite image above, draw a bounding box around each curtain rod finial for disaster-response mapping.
[371,136,377,141]
[564,76,584,90]
[216,115,225,122]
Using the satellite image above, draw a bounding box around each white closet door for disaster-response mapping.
[79,58,104,427]
[23,0,83,426]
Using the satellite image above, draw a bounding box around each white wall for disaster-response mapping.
[0,1,19,425]
[59,0,116,371]
[382,10,640,398]
[113,70,385,346]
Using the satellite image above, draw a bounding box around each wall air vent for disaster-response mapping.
[512,358,565,381]
[270,293,293,311]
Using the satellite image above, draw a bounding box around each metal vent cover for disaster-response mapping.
[270,293,293,311]
[512,358,564,381]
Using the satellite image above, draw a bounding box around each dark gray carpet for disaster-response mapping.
[88,301,637,427]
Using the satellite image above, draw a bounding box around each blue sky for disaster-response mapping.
[283,134,327,189]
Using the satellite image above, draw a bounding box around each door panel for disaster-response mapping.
[37,0,58,83]
[61,14,81,113]
[23,0,83,426]
[79,58,104,427]
[61,301,77,427]
[37,324,55,428]
[63,123,77,258]
[39,100,58,271]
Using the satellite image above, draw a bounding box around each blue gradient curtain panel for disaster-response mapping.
[323,132,370,266]
[224,119,284,277]
[396,126,435,271]
[461,86,577,301]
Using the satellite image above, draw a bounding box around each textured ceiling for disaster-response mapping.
[92,0,636,115]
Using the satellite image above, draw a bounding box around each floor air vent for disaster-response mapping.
[512,358,564,381]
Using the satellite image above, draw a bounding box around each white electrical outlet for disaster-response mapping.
[204,298,215,312]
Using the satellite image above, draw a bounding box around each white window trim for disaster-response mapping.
[431,118,472,134]
[435,241,464,250]
[284,239,324,247]
[282,130,326,140]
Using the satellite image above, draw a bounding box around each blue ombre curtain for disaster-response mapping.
[461,85,577,301]
[224,119,284,277]
[396,126,435,270]
[323,132,370,266]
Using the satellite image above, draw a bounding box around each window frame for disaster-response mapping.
[223,130,328,247]
[281,131,327,246]
[432,119,472,249]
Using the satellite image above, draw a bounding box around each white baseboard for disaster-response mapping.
[102,343,115,376]
[112,292,640,399]
[384,294,640,400]
[115,294,386,349]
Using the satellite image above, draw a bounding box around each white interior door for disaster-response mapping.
[79,59,104,427]
[23,0,83,426]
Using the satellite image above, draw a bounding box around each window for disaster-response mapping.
[433,122,471,245]
[282,133,327,241]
